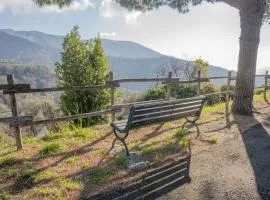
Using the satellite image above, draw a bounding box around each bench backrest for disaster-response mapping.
[127,96,205,129]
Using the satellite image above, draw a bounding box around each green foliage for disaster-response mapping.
[172,85,196,99]
[34,187,63,199]
[193,57,209,77]
[64,155,78,165]
[143,84,197,101]
[201,82,220,105]
[114,153,129,167]
[206,135,219,144]
[0,189,11,200]
[23,136,37,144]
[0,156,15,167]
[220,85,235,92]
[55,26,110,126]
[144,85,166,100]
[40,142,62,156]
[87,166,112,184]
[176,128,186,140]
[55,177,81,191]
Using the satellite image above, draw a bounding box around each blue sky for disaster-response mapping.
[0,0,269,72]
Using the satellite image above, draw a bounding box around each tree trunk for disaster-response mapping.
[232,0,265,115]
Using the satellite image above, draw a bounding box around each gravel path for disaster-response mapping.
[158,120,270,200]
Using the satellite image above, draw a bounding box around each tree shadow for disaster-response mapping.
[80,153,191,200]
[233,114,270,199]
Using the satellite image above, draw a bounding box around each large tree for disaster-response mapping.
[35,0,270,115]
[56,26,110,126]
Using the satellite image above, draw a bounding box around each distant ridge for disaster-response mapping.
[0,28,244,91]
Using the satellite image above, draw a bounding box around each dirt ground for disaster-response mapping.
[2,98,270,200]
[84,101,270,200]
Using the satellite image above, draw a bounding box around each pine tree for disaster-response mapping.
[55,26,110,126]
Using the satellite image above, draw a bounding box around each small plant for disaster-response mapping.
[64,155,78,165]
[114,153,128,167]
[0,156,15,167]
[39,142,62,156]
[23,135,37,144]
[35,187,63,198]
[0,189,11,200]
[87,166,112,184]
[73,127,97,139]
[206,135,219,144]
[33,169,56,184]
[176,128,186,139]
[56,177,81,191]
[164,142,174,152]
[179,138,190,147]
[141,145,156,155]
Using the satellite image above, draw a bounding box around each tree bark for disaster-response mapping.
[232,0,265,115]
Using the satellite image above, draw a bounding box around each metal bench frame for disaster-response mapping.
[110,96,206,156]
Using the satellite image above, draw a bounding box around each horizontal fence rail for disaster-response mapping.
[0,70,269,150]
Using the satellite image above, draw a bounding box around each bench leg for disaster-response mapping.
[182,117,200,139]
[109,129,130,156]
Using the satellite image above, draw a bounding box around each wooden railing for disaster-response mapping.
[0,70,269,150]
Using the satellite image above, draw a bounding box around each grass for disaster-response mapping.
[33,169,57,184]
[206,135,219,144]
[55,177,81,191]
[0,189,11,200]
[114,153,129,167]
[23,135,38,144]
[39,142,62,156]
[0,156,15,167]
[87,166,112,184]
[0,92,268,200]
[34,187,64,199]
[64,154,79,165]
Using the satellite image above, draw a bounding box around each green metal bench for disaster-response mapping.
[110,96,206,156]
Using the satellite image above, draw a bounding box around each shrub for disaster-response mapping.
[201,82,220,105]
[172,85,197,99]
[220,85,235,101]
[144,86,166,101]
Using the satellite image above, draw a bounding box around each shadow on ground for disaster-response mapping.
[233,114,270,200]
[80,154,191,200]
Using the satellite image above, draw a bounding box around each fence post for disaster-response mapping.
[225,71,231,127]
[166,72,172,99]
[197,70,201,96]
[155,74,159,88]
[264,70,268,101]
[7,74,23,150]
[109,71,116,122]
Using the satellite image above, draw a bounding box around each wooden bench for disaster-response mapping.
[110,96,206,156]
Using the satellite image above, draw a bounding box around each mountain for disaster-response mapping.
[0,29,240,91]
[0,31,60,66]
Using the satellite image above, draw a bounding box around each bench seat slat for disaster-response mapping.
[132,105,202,121]
[131,109,200,127]
[134,96,205,110]
[133,100,203,115]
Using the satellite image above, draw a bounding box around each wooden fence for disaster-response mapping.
[0,70,269,150]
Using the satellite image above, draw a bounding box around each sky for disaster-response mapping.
[0,0,269,73]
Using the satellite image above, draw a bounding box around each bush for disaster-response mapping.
[201,82,220,105]
[172,85,197,99]
[143,86,166,101]
[220,85,235,101]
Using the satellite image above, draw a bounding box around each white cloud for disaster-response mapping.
[99,32,116,38]
[0,0,93,14]
[99,0,142,24]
